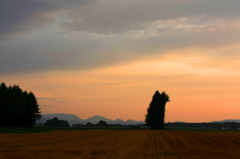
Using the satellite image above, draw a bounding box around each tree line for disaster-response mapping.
[0,83,41,127]
[0,82,170,129]
[41,117,108,128]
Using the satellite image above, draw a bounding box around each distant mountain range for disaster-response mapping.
[37,114,144,125]
[37,114,240,126]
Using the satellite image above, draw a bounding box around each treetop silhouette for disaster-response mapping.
[0,82,41,127]
[145,90,170,129]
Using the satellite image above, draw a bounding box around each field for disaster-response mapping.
[0,130,240,159]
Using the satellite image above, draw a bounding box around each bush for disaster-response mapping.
[44,117,70,127]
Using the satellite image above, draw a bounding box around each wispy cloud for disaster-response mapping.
[38,97,71,104]
[38,97,62,101]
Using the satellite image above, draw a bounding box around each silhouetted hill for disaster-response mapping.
[172,121,185,123]
[43,114,81,120]
[86,115,112,124]
[37,114,86,125]
[86,115,144,125]
[111,119,125,125]
[126,119,144,125]
[210,119,240,123]
[37,114,144,125]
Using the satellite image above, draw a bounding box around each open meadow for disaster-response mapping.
[0,130,240,159]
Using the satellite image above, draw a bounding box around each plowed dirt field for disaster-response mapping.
[0,130,240,159]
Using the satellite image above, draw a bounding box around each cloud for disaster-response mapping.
[38,97,62,101]
[1,0,240,38]
[1,0,240,74]
[38,97,70,104]
[63,0,240,34]
[0,0,93,38]
[0,17,240,74]
[0,0,43,38]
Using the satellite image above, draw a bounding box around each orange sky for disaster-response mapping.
[2,47,240,122]
[1,0,240,122]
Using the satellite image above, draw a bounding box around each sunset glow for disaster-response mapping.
[1,0,240,122]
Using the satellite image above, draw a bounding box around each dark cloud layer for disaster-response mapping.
[0,0,44,37]
[0,0,240,75]
[0,0,92,38]
[1,27,239,74]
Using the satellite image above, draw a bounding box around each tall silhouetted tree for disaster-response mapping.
[0,82,41,127]
[145,90,170,129]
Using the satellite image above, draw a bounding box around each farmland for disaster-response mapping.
[0,130,240,159]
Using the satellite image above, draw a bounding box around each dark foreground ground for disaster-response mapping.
[0,129,240,159]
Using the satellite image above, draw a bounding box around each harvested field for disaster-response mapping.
[0,130,240,159]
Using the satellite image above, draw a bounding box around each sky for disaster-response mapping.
[1,0,240,122]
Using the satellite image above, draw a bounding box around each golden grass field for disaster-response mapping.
[0,130,240,159]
